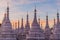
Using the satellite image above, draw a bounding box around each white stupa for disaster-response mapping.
[44,15,51,40]
[0,4,16,40]
[53,11,60,40]
[25,13,30,35]
[27,7,45,40]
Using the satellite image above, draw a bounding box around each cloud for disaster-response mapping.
[10,0,48,5]
[0,0,6,7]
[55,0,60,6]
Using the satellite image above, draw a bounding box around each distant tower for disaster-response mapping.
[54,18,55,25]
[45,14,51,40]
[18,20,20,33]
[15,22,17,29]
[46,14,49,27]
[41,23,44,32]
[27,6,45,40]
[13,22,15,29]
[57,10,59,24]
[25,12,30,34]
[20,18,24,33]
[53,18,56,30]
[38,18,40,26]
[53,18,56,32]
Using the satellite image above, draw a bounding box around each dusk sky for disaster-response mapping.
[0,0,60,28]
